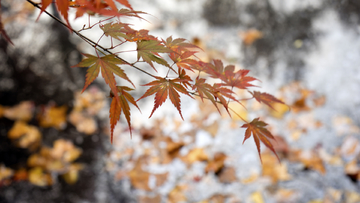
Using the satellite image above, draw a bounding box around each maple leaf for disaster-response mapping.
[100,22,131,41]
[205,60,257,90]
[109,86,140,143]
[136,40,171,70]
[72,54,134,107]
[250,91,285,110]
[39,0,71,29]
[241,118,279,162]
[163,36,200,52]
[192,77,220,113]
[212,83,238,115]
[137,77,193,120]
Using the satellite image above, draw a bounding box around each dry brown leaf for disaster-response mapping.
[2,101,34,121]
[240,29,263,45]
[181,148,209,165]
[28,167,53,187]
[38,105,67,129]
[128,156,151,191]
[299,150,326,174]
[261,152,292,183]
[8,121,41,150]
[218,166,237,183]
[205,152,227,174]
[168,185,187,203]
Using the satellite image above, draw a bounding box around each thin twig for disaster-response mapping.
[26,0,157,79]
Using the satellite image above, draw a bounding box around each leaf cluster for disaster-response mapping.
[2,0,288,161]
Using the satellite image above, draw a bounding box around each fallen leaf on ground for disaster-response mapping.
[38,105,67,129]
[218,166,237,183]
[2,101,34,121]
[28,167,52,186]
[299,150,326,174]
[8,121,42,150]
[168,185,187,203]
[261,152,292,183]
[0,165,14,181]
[250,191,264,203]
[205,152,226,174]
[128,156,151,191]
[181,148,208,165]
[62,163,84,184]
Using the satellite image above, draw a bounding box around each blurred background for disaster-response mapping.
[1,0,360,202]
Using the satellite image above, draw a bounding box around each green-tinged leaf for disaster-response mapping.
[241,118,279,162]
[100,23,130,41]
[109,86,140,143]
[72,54,134,109]
[137,40,171,70]
[250,91,285,110]
[137,77,192,119]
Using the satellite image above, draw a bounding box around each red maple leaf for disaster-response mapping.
[39,0,70,29]
[241,118,279,162]
[109,86,140,143]
[137,77,193,119]
[192,77,220,113]
[250,91,285,110]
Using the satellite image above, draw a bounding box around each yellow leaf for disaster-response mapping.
[181,148,208,165]
[168,185,187,203]
[250,191,264,203]
[28,167,52,186]
[38,105,67,129]
[262,152,292,183]
[269,102,289,119]
[8,121,42,150]
[62,164,84,184]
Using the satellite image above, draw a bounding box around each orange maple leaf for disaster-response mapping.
[137,77,193,120]
[109,86,140,143]
[241,118,279,162]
